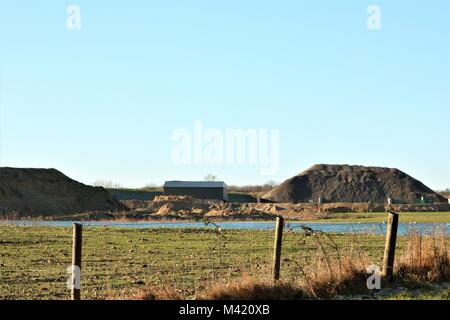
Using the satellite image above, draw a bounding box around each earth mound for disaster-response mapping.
[262,164,446,204]
[0,167,126,216]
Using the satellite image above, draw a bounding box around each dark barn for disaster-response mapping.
[163,181,228,201]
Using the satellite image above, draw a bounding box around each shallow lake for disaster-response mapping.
[1,220,448,235]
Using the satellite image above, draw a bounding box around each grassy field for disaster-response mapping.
[308,211,450,223]
[0,225,448,300]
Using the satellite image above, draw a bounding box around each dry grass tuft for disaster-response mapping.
[286,229,373,299]
[196,275,306,300]
[135,286,185,300]
[396,228,449,282]
[294,255,370,298]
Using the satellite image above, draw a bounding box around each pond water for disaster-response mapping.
[1,220,448,235]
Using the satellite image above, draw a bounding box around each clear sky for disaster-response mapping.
[0,1,449,189]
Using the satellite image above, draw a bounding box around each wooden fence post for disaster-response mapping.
[381,212,399,282]
[272,216,284,282]
[71,223,82,300]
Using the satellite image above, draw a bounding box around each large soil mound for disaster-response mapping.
[0,167,126,216]
[263,164,446,204]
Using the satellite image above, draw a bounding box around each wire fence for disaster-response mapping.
[0,219,401,300]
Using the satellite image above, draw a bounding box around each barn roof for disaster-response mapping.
[163,181,228,189]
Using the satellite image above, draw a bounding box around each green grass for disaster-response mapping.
[307,212,450,223]
[0,225,448,300]
[385,287,450,300]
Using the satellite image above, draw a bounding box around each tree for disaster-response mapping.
[204,174,218,182]
[92,180,123,189]
[141,183,161,190]
[264,180,278,188]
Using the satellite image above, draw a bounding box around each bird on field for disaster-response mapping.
[301,226,314,236]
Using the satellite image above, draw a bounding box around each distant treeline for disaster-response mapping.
[228,181,278,193]
[94,179,278,194]
[437,189,450,198]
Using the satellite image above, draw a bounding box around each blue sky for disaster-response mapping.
[0,1,449,189]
